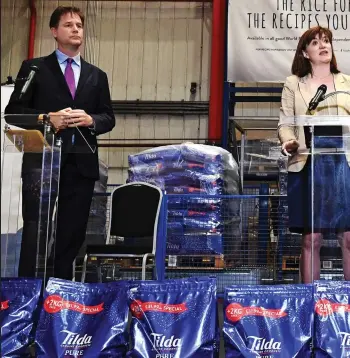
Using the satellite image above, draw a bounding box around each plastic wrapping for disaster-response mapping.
[166,233,223,255]
[127,277,219,357]
[128,143,240,255]
[168,209,221,219]
[223,284,313,357]
[168,217,222,233]
[129,170,225,191]
[35,278,130,357]
[128,143,239,185]
[1,278,42,358]
[243,139,282,176]
[129,160,225,176]
[167,197,222,210]
[314,280,350,358]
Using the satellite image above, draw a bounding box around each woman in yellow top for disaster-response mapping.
[278,26,350,283]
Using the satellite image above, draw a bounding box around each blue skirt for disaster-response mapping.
[287,137,350,233]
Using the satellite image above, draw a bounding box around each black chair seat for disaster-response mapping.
[81,182,162,282]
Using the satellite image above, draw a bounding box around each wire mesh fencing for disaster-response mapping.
[80,183,343,288]
[163,190,298,293]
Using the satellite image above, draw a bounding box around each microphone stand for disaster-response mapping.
[3,69,96,154]
[322,90,350,101]
[308,91,350,114]
[1,76,14,86]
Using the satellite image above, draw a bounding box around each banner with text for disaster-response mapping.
[227,0,350,82]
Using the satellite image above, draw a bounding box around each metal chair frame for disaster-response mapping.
[81,182,163,282]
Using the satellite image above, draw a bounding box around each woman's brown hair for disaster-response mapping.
[291,26,340,77]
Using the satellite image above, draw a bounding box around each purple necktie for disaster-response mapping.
[65,58,76,98]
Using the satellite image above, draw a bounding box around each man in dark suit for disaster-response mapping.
[5,6,115,279]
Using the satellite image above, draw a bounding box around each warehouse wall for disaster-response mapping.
[1,0,281,184]
[1,0,30,80]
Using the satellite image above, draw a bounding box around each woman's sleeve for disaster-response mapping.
[277,76,297,144]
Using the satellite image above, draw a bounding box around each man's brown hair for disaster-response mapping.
[49,6,85,29]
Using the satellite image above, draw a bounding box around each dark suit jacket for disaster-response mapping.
[5,51,115,179]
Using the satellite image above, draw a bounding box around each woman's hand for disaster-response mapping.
[281,139,299,156]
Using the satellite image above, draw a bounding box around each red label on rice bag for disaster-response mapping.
[130,300,188,319]
[225,302,288,322]
[44,295,104,314]
[314,281,350,358]
[315,298,350,317]
[1,300,9,311]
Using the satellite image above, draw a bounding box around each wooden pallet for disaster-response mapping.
[282,256,300,271]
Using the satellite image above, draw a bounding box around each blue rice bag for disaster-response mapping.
[166,233,223,255]
[1,278,42,358]
[181,143,224,164]
[35,278,129,357]
[167,196,222,211]
[183,216,222,231]
[127,277,219,357]
[314,280,350,358]
[167,217,222,233]
[166,186,223,195]
[168,209,219,218]
[128,147,181,166]
[223,284,313,357]
[168,160,225,174]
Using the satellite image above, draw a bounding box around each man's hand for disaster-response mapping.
[48,107,72,131]
[65,109,94,128]
[281,139,299,156]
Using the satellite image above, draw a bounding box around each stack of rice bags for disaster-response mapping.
[128,143,241,256]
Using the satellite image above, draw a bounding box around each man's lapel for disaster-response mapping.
[44,52,93,101]
[75,58,93,99]
[44,52,72,98]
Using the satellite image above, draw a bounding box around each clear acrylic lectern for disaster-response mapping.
[278,114,350,282]
[1,113,61,282]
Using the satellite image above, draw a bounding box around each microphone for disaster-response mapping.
[19,65,39,99]
[308,84,327,111]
